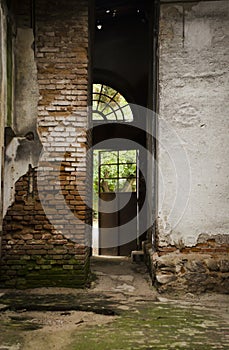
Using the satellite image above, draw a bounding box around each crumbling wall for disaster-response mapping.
[0,0,7,255]
[1,168,88,288]
[152,236,229,293]
[0,0,91,288]
[154,0,229,292]
[4,25,41,215]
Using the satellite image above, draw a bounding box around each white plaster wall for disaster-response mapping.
[158,1,229,247]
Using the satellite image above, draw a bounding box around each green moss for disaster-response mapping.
[0,295,227,349]
[0,257,90,289]
[70,303,228,350]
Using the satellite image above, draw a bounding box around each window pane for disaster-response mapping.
[119,163,136,178]
[100,151,118,164]
[92,84,134,122]
[93,112,104,120]
[121,105,133,121]
[119,179,136,192]
[119,150,136,163]
[100,164,118,179]
[100,179,118,192]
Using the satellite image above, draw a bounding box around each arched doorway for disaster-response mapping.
[92,83,141,256]
[91,0,158,257]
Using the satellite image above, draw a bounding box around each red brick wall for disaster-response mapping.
[1,168,90,288]
[157,240,229,257]
[149,239,229,293]
[36,0,90,250]
[0,0,91,288]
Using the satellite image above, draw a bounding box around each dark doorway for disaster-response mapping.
[98,149,138,256]
[93,0,151,107]
[91,0,157,257]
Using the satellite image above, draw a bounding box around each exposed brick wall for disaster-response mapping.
[152,251,229,294]
[0,167,89,288]
[0,0,91,288]
[148,238,229,293]
[36,0,91,256]
[157,239,229,257]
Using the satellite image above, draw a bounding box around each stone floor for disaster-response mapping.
[0,256,228,349]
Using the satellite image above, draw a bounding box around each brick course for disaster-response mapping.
[0,0,91,288]
[0,168,90,288]
[146,239,229,293]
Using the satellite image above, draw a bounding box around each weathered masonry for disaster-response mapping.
[0,0,90,288]
[0,0,228,293]
[154,0,229,293]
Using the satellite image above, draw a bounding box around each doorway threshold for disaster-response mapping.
[91,255,130,261]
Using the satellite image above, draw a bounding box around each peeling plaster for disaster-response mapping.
[3,137,40,216]
[157,216,198,247]
[157,219,229,248]
[3,27,42,216]
[158,208,229,247]
[197,233,229,245]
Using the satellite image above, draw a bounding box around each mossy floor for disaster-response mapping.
[70,302,228,350]
[0,299,228,350]
[0,258,228,349]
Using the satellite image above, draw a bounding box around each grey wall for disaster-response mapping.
[158,0,229,247]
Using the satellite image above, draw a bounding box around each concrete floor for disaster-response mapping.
[0,257,228,349]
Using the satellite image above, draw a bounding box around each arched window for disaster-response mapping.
[92,84,133,122]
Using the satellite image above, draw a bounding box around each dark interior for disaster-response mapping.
[92,0,152,256]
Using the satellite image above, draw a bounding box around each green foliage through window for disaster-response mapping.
[93,150,137,194]
[92,84,133,122]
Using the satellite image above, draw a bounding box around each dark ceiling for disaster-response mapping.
[95,0,150,21]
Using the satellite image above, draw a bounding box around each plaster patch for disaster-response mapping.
[185,19,212,51]
[173,103,200,127]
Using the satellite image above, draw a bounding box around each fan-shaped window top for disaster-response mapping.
[92,84,133,122]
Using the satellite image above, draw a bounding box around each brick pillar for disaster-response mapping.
[36,0,91,285]
[0,0,91,288]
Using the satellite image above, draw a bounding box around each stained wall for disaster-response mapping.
[0,0,91,288]
[153,0,229,292]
